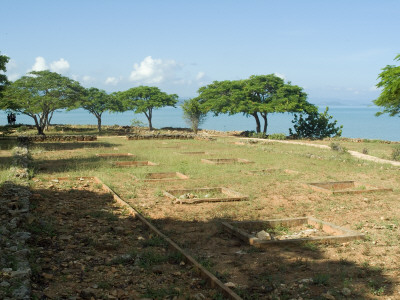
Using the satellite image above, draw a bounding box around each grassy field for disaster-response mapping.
[17,133,399,299]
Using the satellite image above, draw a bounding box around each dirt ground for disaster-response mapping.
[25,136,400,300]
[27,178,221,300]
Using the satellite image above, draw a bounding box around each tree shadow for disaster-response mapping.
[30,141,121,151]
[2,177,394,300]
[32,155,138,174]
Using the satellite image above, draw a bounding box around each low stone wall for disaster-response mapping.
[127,132,216,141]
[17,135,97,143]
[127,132,195,140]
[0,140,31,299]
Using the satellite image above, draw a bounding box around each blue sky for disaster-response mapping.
[1,0,400,106]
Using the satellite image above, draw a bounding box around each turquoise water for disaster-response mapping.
[1,106,399,141]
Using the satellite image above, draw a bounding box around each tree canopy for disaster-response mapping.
[1,70,84,134]
[116,86,178,130]
[374,54,400,117]
[197,74,315,134]
[76,87,114,132]
[0,52,10,97]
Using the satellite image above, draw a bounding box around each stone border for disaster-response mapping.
[49,177,242,300]
[177,151,210,155]
[243,169,299,175]
[96,153,135,157]
[163,187,249,204]
[133,172,189,182]
[127,133,195,140]
[114,161,158,167]
[17,135,97,142]
[0,139,32,299]
[201,158,254,165]
[221,217,364,247]
[304,181,393,194]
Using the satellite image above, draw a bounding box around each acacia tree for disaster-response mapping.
[117,86,178,130]
[182,97,207,134]
[1,70,84,135]
[374,54,400,117]
[198,74,315,134]
[77,87,113,132]
[0,52,10,97]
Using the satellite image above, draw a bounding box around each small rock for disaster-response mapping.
[224,282,237,288]
[256,230,271,240]
[342,287,351,296]
[0,281,10,287]
[80,288,96,299]
[193,293,206,300]
[321,293,336,300]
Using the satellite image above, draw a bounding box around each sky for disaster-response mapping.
[1,0,400,106]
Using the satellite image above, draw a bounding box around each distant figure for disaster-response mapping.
[7,113,11,125]
[11,113,16,125]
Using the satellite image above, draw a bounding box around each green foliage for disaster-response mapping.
[1,70,84,135]
[130,118,146,127]
[116,86,178,130]
[268,133,286,140]
[181,97,207,134]
[76,87,113,132]
[0,52,10,96]
[289,107,343,139]
[313,273,330,286]
[374,54,400,117]
[391,145,400,161]
[197,74,314,134]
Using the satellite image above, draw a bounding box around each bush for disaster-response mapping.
[250,132,266,139]
[268,133,286,140]
[330,142,347,153]
[289,107,343,139]
[16,125,28,133]
[391,146,400,161]
[182,98,207,134]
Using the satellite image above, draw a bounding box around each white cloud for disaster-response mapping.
[274,72,286,80]
[105,76,120,85]
[129,56,181,84]
[82,75,94,83]
[196,71,205,80]
[8,73,20,81]
[50,58,70,74]
[31,56,48,72]
[6,59,17,71]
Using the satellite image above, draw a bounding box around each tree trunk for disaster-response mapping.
[261,113,268,134]
[144,108,153,130]
[252,113,261,133]
[46,111,54,131]
[96,115,102,133]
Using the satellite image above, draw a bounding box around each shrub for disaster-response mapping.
[391,146,400,161]
[268,133,286,140]
[289,107,343,139]
[330,142,348,153]
[250,132,266,139]
[16,125,28,132]
[182,98,207,134]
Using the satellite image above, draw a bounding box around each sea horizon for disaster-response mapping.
[1,106,399,142]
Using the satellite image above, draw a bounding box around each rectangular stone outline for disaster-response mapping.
[48,176,242,300]
[163,187,249,204]
[221,217,364,246]
[244,169,298,175]
[133,172,189,182]
[96,153,135,157]
[304,181,393,194]
[201,158,254,165]
[114,161,158,167]
[177,151,209,155]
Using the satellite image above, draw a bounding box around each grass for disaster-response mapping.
[21,127,400,299]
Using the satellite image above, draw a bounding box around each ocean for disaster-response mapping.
[0,106,399,141]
